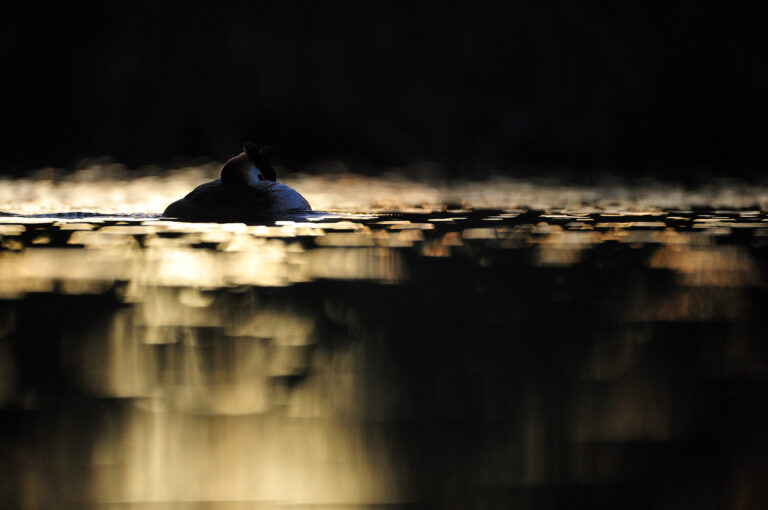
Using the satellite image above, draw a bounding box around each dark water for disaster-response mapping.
[1,207,768,509]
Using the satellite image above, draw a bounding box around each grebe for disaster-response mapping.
[163,144,311,221]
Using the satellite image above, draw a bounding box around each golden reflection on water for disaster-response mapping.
[2,168,768,508]
[63,299,400,504]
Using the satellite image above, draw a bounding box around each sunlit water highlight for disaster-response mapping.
[1,165,768,509]
[3,164,768,214]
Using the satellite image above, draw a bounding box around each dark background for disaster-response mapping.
[1,1,765,177]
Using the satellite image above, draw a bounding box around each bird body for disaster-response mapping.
[163,144,311,221]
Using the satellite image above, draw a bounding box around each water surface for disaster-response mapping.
[1,167,768,509]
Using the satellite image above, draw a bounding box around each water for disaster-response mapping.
[1,167,768,509]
